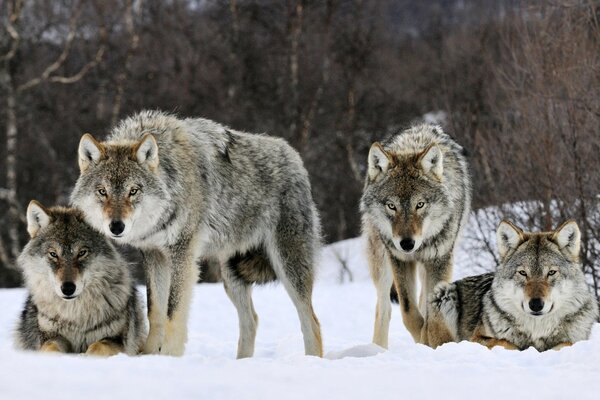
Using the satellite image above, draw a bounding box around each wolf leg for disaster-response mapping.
[40,337,71,353]
[268,236,323,357]
[161,237,199,356]
[390,258,424,342]
[368,238,393,348]
[420,253,453,345]
[142,249,171,355]
[86,339,124,357]
[221,265,258,358]
[426,282,459,348]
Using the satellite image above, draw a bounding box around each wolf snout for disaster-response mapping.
[61,282,77,298]
[528,298,544,314]
[399,238,415,252]
[109,220,126,236]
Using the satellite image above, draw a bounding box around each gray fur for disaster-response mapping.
[71,110,323,357]
[361,124,471,347]
[15,205,146,355]
[430,221,599,351]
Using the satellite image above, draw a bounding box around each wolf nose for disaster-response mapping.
[399,238,415,251]
[529,298,544,313]
[61,282,76,296]
[109,220,125,235]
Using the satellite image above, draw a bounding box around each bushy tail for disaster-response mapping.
[427,282,460,345]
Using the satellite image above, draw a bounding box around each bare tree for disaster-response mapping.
[0,0,105,276]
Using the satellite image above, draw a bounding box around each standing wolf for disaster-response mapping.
[71,110,323,358]
[15,202,146,355]
[360,124,471,347]
[428,220,599,351]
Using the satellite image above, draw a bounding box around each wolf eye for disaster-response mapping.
[77,249,88,258]
[548,270,557,276]
[49,251,58,259]
[98,188,107,196]
[518,270,527,277]
[129,188,139,196]
[386,202,396,211]
[416,202,425,209]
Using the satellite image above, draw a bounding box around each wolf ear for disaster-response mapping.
[497,220,524,259]
[368,142,392,180]
[26,200,51,238]
[134,134,159,170]
[78,133,104,173]
[418,144,443,180]
[552,220,580,259]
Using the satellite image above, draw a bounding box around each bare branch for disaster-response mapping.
[0,0,24,62]
[0,188,26,225]
[16,0,85,92]
[0,234,12,269]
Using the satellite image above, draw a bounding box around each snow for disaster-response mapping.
[1,231,599,399]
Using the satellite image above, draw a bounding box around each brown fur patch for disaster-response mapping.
[392,212,423,239]
[524,280,549,301]
[102,197,133,221]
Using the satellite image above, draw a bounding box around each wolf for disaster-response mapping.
[15,201,146,356]
[428,220,599,351]
[70,110,323,358]
[360,124,471,348]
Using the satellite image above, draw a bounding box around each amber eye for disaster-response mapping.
[78,249,88,258]
[548,270,557,276]
[416,202,425,209]
[129,188,139,196]
[49,251,58,259]
[518,270,527,277]
[98,188,107,196]
[386,202,396,211]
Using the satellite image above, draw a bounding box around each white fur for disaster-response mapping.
[26,202,50,238]
[420,145,443,180]
[497,221,523,259]
[368,143,391,181]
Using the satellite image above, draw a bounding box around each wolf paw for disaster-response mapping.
[86,341,121,357]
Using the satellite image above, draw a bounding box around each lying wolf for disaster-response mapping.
[15,202,146,356]
[71,110,323,357]
[428,220,599,351]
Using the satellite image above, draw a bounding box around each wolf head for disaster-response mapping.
[494,219,587,317]
[361,139,449,255]
[18,201,120,301]
[70,133,170,241]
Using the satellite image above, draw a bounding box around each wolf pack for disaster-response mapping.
[13,110,598,358]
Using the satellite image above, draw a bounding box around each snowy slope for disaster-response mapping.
[1,277,599,399]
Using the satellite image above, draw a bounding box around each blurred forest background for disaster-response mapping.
[1,0,600,299]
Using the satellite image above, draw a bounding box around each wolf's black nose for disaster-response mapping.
[109,220,125,235]
[400,238,415,251]
[61,282,76,296]
[529,298,544,313]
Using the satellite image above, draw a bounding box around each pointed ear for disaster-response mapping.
[368,142,392,181]
[497,220,525,260]
[418,144,443,180]
[26,200,51,238]
[552,220,580,259]
[78,133,104,173]
[134,134,159,170]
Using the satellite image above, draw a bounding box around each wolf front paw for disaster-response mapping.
[552,342,572,351]
[86,340,122,357]
[40,340,69,353]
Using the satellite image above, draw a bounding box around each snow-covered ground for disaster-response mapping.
[1,231,599,399]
